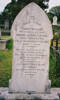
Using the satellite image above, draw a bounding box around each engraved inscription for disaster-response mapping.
[13,25,49,76]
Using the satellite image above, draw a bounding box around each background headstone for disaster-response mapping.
[0,28,1,38]
[53,16,57,25]
[4,19,9,30]
[9,2,53,93]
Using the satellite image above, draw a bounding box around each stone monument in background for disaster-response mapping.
[53,16,57,25]
[0,28,1,39]
[0,28,8,50]
[1,2,59,100]
[4,19,9,30]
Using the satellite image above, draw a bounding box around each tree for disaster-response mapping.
[11,0,16,3]
[17,0,49,10]
[0,0,49,28]
[4,0,49,20]
[49,6,60,16]
[49,6,60,22]
[47,12,54,23]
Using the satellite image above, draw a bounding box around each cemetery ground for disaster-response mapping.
[0,38,12,87]
[0,36,60,88]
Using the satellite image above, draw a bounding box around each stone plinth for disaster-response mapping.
[0,89,59,100]
[0,39,7,50]
[0,88,59,100]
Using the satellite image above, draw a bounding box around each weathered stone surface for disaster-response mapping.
[9,2,53,93]
[0,88,59,100]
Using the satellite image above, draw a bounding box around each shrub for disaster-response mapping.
[51,77,60,87]
[6,39,13,49]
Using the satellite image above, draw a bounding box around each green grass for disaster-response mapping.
[1,36,12,39]
[0,50,12,87]
[0,39,13,87]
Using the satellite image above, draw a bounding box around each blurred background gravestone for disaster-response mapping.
[53,16,57,25]
[0,28,1,39]
[0,28,9,50]
[4,19,9,30]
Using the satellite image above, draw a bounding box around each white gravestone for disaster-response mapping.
[53,16,57,25]
[4,19,9,30]
[9,2,53,93]
[0,29,1,38]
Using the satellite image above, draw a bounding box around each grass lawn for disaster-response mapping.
[0,50,12,87]
[1,36,12,39]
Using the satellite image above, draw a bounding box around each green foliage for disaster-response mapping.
[49,48,60,87]
[0,14,4,25]
[52,25,60,40]
[49,48,56,81]
[17,0,49,9]
[51,77,60,87]
[56,53,60,77]
[58,21,60,24]
[51,26,60,80]
[52,25,60,50]
[6,39,13,49]
[12,0,16,3]
[49,6,60,22]
[47,12,54,23]
[0,0,49,26]
[49,6,60,16]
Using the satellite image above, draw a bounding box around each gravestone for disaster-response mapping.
[0,28,8,50]
[4,19,9,30]
[0,28,1,39]
[3,2,58,100]
[9,2,53,93]
[53,16,57,25]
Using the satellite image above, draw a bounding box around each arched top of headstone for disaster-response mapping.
[53,16,57,20]
[11,2,53,40]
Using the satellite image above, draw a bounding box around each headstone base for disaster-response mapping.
[0,88,59,100]
[9,79,51,93]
